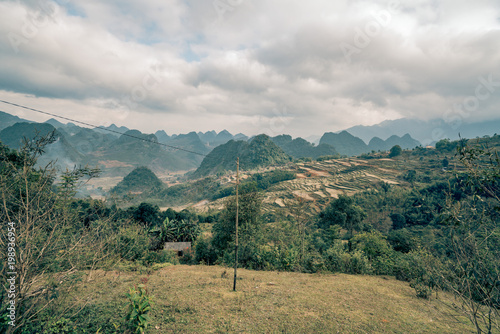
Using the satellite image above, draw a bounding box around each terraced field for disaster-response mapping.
[258,158,402,216]
[193,155,437,217]
[192,150,460,218]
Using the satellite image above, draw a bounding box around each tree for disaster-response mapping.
[389,145,402,157]
[211,185,263,266]
[131,202,161,227]
[350,231,391,260]
[0,135,115,332]
[318,195,366,238]
[150,217,201,250]
[430,140,500,333]
[390,213,406,230]
[289,196,312,261]
[403,169,417,184]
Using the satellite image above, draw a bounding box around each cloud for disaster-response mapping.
[0,0,499,138]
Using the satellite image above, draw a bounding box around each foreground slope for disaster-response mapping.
[77,265,473,333]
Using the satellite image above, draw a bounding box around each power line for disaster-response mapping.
[0,99,207,157]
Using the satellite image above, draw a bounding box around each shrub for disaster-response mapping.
[115,226,150,262]
[323,243,372,275]
[302,251,326,273]
[125,284,152,334]
[179,247,196,264]
[371,255,396,275]
[410,282,432,299]
[350,231,392,260]
[323,242,347,273]
[387,229,418,253]
[389,145,402,157]
[345,250,373,275]
[142,250,179,266]
[194,236,218,265]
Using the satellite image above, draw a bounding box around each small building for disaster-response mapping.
[164,242,191,256]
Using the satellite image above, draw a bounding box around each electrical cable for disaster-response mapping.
[0,99,207,157]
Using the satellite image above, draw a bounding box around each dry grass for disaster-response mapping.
[78,265,474,333]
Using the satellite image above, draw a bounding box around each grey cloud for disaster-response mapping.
[1,0,500,138]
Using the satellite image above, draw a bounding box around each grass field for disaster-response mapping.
[77,265,474,333]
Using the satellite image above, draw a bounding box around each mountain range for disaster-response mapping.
[3,110,498,179]
[344,118,500,145]
[319,131,420,156]
[0,109,30,131]
[271,135,338,159]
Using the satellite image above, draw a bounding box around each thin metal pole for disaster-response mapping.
[233,157,239,291]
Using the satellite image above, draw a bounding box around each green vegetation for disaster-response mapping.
[125,284,152,334]
[388,144,402,157]
[319,131,369,156]
[111,167,164,196]
[212,169,296,199]
[1,132,499,333]
[192,134,291,178]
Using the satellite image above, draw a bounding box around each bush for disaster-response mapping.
[194,236,218,265]
[389,145,402,157]
[387,229,418,253]
[410,282,432,299]
[142,249,179,266]
[302,251,326,273]
[392,249,440,286]
[323,243,372,275]
[350,231,392,260]
[371,255,396,275]
[125,284,152,333]
[345,250,373,275]
[115,226,150,262]
[179,247,196,264]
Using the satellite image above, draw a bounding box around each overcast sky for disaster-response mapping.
[0,0,499,138]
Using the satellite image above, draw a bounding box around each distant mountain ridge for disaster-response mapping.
[0,110,31,131]
[320,131,369,156]
[271,135,338,159]
[0,122,84,166]
[319,131,420,156]
[3,110,497,178]
[0,112,254,176]
[344,118,500,145]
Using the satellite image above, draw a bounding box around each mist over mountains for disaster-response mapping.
[2,110,498,178]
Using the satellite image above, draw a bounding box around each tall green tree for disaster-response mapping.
[318,195,366,238]
[211,184,263,266]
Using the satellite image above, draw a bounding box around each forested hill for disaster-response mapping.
[110,166,164,195]
[191,134,291,178]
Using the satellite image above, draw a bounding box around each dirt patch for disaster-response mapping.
[324,187,342,198]
[193,200,209,208]
[274,198,286,207]
[292,190,315,201]
[308,169,331,177]
[364,173,399,185]
[335,160,352,167]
